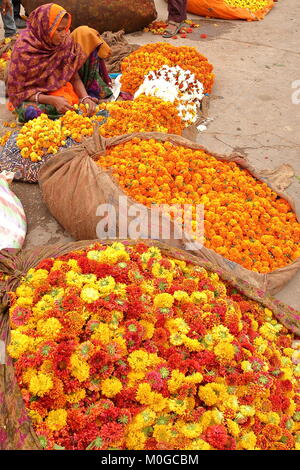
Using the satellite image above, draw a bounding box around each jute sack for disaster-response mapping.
[39,129,300,295]
[0,238,299,449]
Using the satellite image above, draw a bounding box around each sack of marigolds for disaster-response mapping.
[186,0,274,20]
[21,0,157,34]
[39,128,300,296]
[0,171,26,249]
[0,238,300,450]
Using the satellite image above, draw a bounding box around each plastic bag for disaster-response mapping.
[0,171,26,249]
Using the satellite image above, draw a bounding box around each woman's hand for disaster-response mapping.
[82,97,99,116]
[51,96,73,114]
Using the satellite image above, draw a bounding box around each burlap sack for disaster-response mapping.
[21,0,157,34]
[101,31,140,74]
[0,238,299,449]
[39,130,300,295]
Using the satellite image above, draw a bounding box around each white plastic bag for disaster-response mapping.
[0,171,27,249]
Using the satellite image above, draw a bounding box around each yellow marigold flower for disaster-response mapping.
[190,291,207,304]
[91,322,111,344]
[282,367,293,380]
[183,336,204,352]
[154,293,174,309]
[169,398,189,415]
[227,419,240,437]
[133,408,157,427]
[7,330,35,359]
[167,318,190,334]
[259,322,282,341]
[126,431,147,450]
[66,389,86,403]
[149,393,168,412]
[239,431,257,450]
[287,399,297,416]
[52,260,65,271]
[136,383,152,404]
[29,372,53,397]
[101,377,123,398]
[241,361,252,372]
[210,325,234,343]
[173,290,190,303]
[128,350,149,371]
[140,320,155,339]
[97,276,116,295]
[16,296,33,307]
[168,370,186,393]
[67,259,81,272]
[28,269,49,288]
[128,371,146,387]
[46,409,67,432]
[66,270,84,287]
[185,372,203,384]
[153,424,173,442]
[254,336,268,353]
[214,341,235,362]
[70,354,90,382]
[185,439,211,450]
[141,281,155,294]
[148,353,164,367]
[180,422,203,438]
[240,405,255,417]
[28,409,43,425]
[170,332,185,346]
[80,286,100,303]
[198,383,228,406]
[36,317,62,339]
[15,285,34,298]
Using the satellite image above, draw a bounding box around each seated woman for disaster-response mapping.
[7,3,113,122]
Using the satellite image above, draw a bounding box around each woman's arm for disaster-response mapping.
[27,93,73,114]
[70,73,97,114]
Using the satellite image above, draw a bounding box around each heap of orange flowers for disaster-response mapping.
[97,138,300,273]
[99,96,184,137]
[120,43,214,96]
[0,130,12,146]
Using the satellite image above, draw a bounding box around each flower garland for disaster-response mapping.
[99,96,184,137]
[97,139,300,273]
[134,65,204,126]
[8,242,300,450]
[120,43,214,96]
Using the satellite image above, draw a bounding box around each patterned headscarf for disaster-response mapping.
[7,3,87,108]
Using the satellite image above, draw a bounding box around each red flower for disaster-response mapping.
[205,425,228,449]
[100,422,124,444]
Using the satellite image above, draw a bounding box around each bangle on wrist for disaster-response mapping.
[80,96,90,104]
[35,92,42,104]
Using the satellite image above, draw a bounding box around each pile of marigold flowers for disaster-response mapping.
[99,96,184,137]
[16,107,104,162]
[7,242,300,450]
[120,43,214,96]
[224,0,269,12]
[0,130,12,146]
[144,20,200,36]
[97,139,300,273]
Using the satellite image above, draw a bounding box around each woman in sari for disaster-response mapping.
[7,3,113,122]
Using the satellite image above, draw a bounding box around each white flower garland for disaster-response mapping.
[134,65,204,126]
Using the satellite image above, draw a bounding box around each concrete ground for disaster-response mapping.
[0,0,300,308]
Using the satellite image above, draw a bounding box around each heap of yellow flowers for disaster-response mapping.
[7,242,300,450]
[16,107,104,162]
[99,96,184,137]
[0,130,12,146]
[224,0,269,12]
[121,43,214,96]
[97,138,300,273]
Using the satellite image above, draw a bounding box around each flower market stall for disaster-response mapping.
[0,239,299,450]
